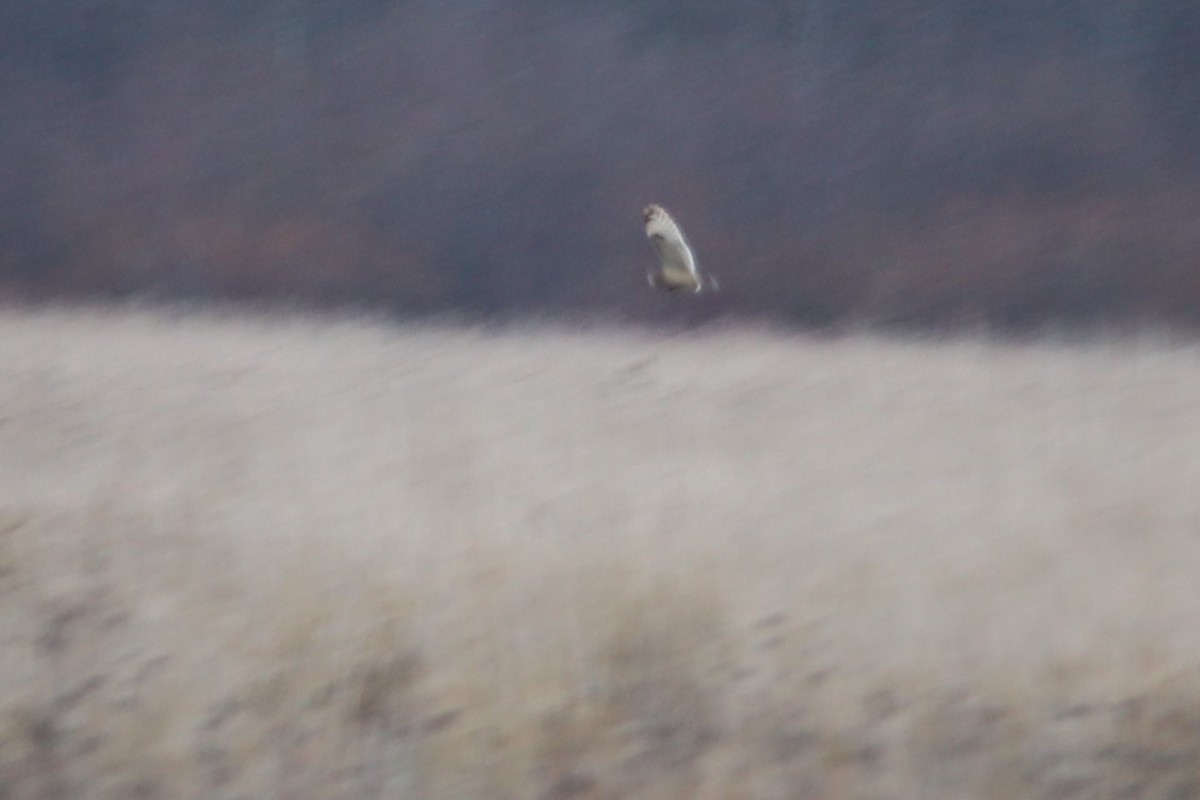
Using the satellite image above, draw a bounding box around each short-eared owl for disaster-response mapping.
[643,204,718,293]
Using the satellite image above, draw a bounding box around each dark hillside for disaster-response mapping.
[2,1,1198,329]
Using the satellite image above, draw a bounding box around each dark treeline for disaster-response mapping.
[2,0,1199,330]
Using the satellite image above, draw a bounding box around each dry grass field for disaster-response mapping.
[1,305,1199,799]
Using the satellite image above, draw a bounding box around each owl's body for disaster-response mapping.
[643,204,718,293]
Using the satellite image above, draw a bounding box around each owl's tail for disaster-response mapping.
[704,274,720,293]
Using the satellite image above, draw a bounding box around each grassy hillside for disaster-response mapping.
[1,306,1198,799]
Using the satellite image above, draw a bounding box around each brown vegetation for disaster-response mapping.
[1,305,1199,798]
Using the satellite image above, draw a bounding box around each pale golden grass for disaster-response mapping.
[1,305,1199,799]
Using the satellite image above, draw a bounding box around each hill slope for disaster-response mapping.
[1,306,1199,799]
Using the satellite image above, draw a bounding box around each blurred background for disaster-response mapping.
[2,0,1198,330]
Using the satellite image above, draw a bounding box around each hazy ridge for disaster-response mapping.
[5,2,1200,327]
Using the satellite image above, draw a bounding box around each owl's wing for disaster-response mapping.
[645,214,698,277]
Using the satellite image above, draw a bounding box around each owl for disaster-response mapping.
[643,204,718,293]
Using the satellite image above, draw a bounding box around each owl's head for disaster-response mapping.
[643,204,666,224]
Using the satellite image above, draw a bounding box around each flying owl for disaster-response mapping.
[643,204,718,293]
